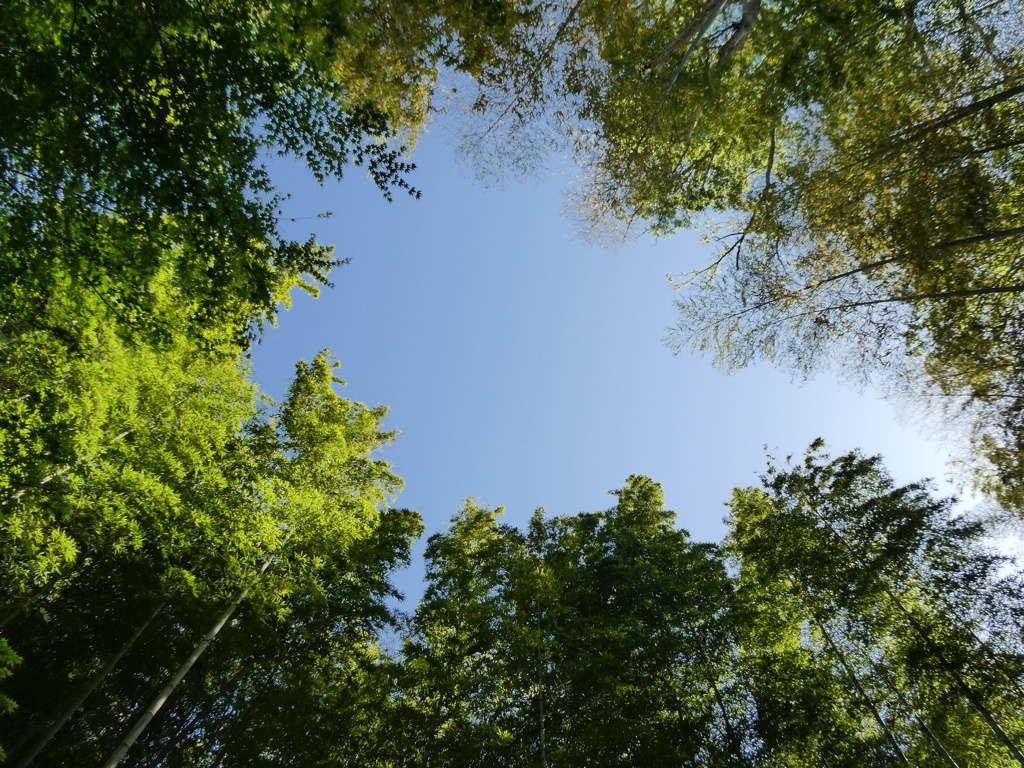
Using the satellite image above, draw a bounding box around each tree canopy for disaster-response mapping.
[453,0,1024,508]
[0,337,419,765]
[0,0,533,348]
[3,2,1024,764]
[374,455,1024,767]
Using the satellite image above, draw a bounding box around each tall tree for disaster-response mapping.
[394,476,737,767]
[0,349,412,765]
[0,0,432,347]
[725,441,1024,767]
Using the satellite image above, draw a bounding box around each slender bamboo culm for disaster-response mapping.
[101,534,291,767]
[15,598,169,768]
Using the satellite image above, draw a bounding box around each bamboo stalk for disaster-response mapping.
[101,534,291,767]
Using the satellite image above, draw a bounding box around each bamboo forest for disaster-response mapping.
[3,0,1024,765]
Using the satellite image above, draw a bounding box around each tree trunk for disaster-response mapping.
[813,616,911,766]
[101,537,289,767]
[647,0,727,73]
[881,589,1024,767]
[15,597,169,768]
[631,0,731,162]
[535,608,547,768]
[859,648,961,768]
[709,679,743,759]
[717,0,761,62]
[891,83,1024,151]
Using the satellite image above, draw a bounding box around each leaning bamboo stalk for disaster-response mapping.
[880,588,1024,768]
[853,643,961,768]
[806,507,1024,767]
[101,534,291,767]
[15,597,169,768]
[813,615,911,766]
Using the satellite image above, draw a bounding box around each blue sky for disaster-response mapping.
[250,128,962,600]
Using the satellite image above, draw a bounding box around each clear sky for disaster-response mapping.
[249,128,964,601]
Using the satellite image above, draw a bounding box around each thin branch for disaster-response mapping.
[628,0,731,166]
[801,282,1024,315]
[477,0,587,139]
[810,225,1024,293]
[887,83,1024,152]
[813,615,911,765]
[646,0,723,74]
[764,124,777,188]
[691,224,1024,329]
[716,0,761,63]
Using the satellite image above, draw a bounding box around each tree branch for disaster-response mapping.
[629,0,731,166]
[888,83,1024,152]
[717,0,761,63]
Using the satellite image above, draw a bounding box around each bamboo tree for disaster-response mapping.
[15,597,169,768]
[795,455,1024,764]
[849,637,962,768]
[727,442,1024,766]
[881,589,1024,767]
[812,615,911,766]
[182,507,422,768]
[102,535,292,768]
[397,476,735,767]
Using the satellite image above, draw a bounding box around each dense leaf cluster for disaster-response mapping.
[6,442,1023,766]
[0,3,437,759]
[3,0,388,346]
[0,291,420,762]
[385,455,1024,767]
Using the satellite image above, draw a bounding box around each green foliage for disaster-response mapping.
[651,2,1024,505]
[4,3,1024,764]
[456,0,1024,507]
[0,638,20,749]
[727,441,1024,767]
[0,0,431,347]
[6,433,1022,765]
[392,477,738,767]
[382,454,1023,767]
[0,3,447,752]
[120,507,423,768]
[0,288,262,603]
[0,339,415,764]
